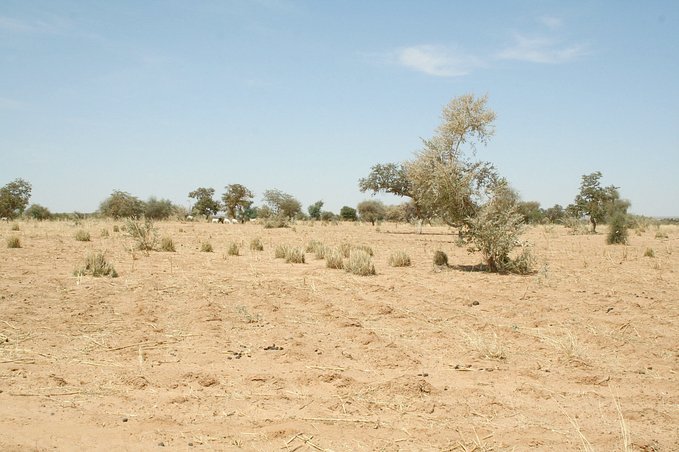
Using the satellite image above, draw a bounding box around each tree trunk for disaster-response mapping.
[590,216,597,233]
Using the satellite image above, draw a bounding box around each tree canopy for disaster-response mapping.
[189,187,221,217]
[570,171,625,232]
[357,200,386,226]
[0,178,32,219]
[99,190,145,219]
[222,184,254,221]
[263,189,302,219]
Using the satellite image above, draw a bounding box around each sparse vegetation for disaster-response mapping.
[345,249,375,276]
[285,246,305,263]
[643,247,654,258]
[607,212,629,245]
[274,244,289,259]
[433,250,448,266]
[11,223,19,231]
[113,225,120,233]
[388,250,411,267]
[227,242,240,256]
[6,235,21,248]
[74,251,118,278]
[75,230,91,242]
[126,217,158,252]
[325,248,344,269]
[250,238,264,251]
[200,242,213,252]
[160,236,176,252]
[100,228,110,238]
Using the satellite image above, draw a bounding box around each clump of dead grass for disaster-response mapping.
[160,236,176,252]
[227,242,240,256]
[433,250,448,267]
[463,330,506,360]
[345,249,375,276]
[250,238,264,251]
[325,248,344,269]
[200,242,213,252]
[6,235,21,248]
[74,251,118,278]
[75,230,91,242]
[388,250,411,267]
[285,246,305,263]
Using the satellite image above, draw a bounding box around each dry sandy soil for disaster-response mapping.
[0,219,677,451]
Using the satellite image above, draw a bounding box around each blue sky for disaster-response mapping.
[1,1,678,216]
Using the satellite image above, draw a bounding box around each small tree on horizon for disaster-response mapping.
[145,197,176,220]
[571,171,624,233]
[263,189,302,219]
[25,203,52,220]
[99,190,145,219]
[340,206,357,221]
[308,200,324,220]
[188,187,221,217]
[0,178,32,219]
[222,184,254,222]
[357,200,386,225]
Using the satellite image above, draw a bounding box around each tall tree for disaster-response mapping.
[222,184,254,221]
[0,178,32,219]
[572,172,622,233]
[144,197,176,220]
[99,190,145,219]
[307,200,324,220]
[262,189,302,219]
[188,187,221,217]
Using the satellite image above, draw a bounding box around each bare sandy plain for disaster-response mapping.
[0,219,677,451]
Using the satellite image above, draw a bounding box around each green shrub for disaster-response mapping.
[227,242,240,256]
[6,236,21,248]
[74,251,118,278]
[325,248,344,269]
[285,246,305,263]
[345,249,375,276]
[274,244,289,259]
[607,213,629,245]
[250,238,264,251]
[433,250,448,266]
[388,250,411,267]
[200,242,213,252]
[75,230,91,242]
[126,218,158,252]
[160,236,176,252]
[644,248,655,258]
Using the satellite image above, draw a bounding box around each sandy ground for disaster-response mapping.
[0,219,677,451]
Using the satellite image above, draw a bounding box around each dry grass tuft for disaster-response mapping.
[433,250,448,266]
[200,242,213,252]
[325,248,344,269]
[274,244,289,259]
[285,246,305,263]
[463,330,506,360]
[345,249,375,276]
[388,250,411,267]
[75,230,91,242]
[74,251,118,278]
[10,223,19,231]
[250,238,264,251]
[6,235,21,248]
[160,236,176,252]
[227,242,240,256]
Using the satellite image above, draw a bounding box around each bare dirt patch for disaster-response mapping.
[0,220,677,450]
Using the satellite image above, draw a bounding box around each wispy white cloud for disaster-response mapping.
[497,34,587,64]
[538,15,562,30]
[0,96,28,111]
[0,15,69,34]
[394,45,483,77]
